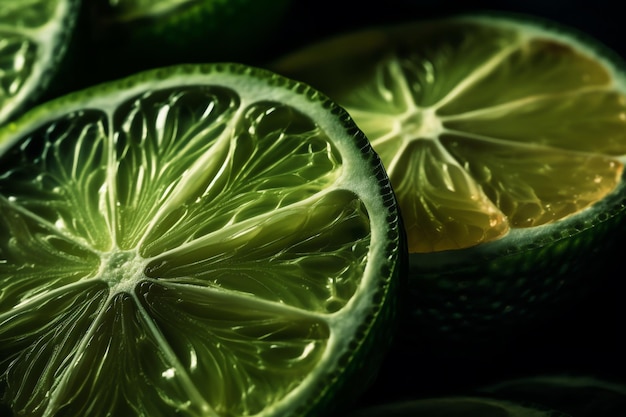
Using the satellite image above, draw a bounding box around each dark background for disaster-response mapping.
[271,1,625,65]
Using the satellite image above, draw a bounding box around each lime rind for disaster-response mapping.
[0,0,80,124]
[406,176,626,345]
[0,63,402,416]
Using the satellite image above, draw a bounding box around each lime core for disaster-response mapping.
[98,250,145,292]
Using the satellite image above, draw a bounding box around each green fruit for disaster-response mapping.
[0,63,403,417]
[271,12,626,346]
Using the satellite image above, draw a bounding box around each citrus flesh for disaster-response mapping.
[271,13,626,343]
[272,13,626,254]
[0,64,403,417]
[0,0,79,125]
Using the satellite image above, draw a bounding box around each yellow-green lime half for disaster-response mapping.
[0,63,403,417]
[0,0,80,125]
[271,12,626,344]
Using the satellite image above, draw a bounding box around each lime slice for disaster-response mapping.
[347,396,572,417]
[86,0,293,80]
[0,63,403,417]
[271,13,626,344]
[0,0,80,125]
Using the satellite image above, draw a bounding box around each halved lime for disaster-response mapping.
[347,396,572,417]
[271,12,626,344]
[0,0,80,125]
[0,63,403,417]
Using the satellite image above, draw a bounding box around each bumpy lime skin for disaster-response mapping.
[405,186,626,349]
[303,152,407,417]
